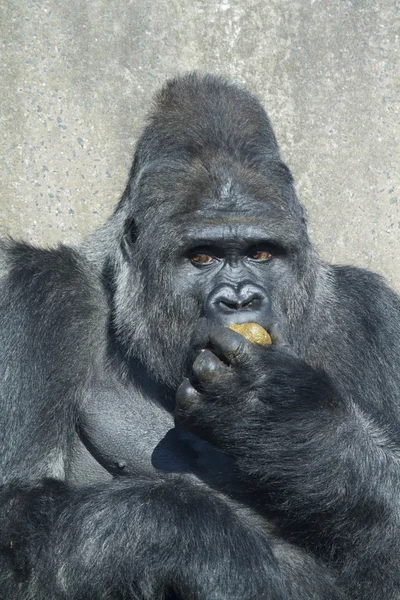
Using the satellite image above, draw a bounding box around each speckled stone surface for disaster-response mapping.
[0,0,399,289]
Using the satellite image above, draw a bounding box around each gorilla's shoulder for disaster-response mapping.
[1,238,91,285]
[0,238,106,322]
[330,264,400,320]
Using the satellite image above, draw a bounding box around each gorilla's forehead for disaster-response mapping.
[136,158,293,216]
[177,200,289,229]
[173,210,303,249]
[136,205,305,253]
[133,157,306,247]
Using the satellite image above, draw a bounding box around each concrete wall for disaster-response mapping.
[1,0,399,289]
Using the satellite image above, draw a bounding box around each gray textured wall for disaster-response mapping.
[1,0,399,289]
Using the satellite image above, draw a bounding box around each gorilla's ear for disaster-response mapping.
[125,218,138,245]
[121,217,138,258]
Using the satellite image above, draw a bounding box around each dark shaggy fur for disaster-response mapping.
[1,73,400,599]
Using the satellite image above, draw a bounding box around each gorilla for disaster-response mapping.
[1,73,400,600]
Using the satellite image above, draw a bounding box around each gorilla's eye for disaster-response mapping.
[191,253,215,265]
[248,250,272,262]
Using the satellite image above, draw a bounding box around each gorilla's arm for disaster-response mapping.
[0,242,341,599]
[3,476,298,599]
[176,267,400,598]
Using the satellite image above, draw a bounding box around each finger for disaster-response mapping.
[208,326,250,363]
[176,379,202,409]
[192,349,228,383]
[269,322,290,348]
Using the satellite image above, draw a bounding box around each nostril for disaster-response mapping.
[241,296,262,310]
[219,300,240,311]
[217,296,263,311]
[241,298,254,308]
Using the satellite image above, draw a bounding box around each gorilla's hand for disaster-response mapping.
[176,326,272,437]
[176,325,328,435]
[176,326,342,502]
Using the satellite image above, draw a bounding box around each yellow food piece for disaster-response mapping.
[228,323,272,346]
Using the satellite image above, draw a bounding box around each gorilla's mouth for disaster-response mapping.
[184,317,275,374]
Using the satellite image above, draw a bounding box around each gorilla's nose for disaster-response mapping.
[205,282,272,325]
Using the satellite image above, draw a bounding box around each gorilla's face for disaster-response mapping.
[113,159,316,389]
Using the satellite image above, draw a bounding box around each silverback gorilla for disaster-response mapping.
[1,73,400,600]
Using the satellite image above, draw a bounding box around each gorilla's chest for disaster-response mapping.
[66,383,236,490]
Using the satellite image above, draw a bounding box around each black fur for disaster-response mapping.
[1,73,400,599]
